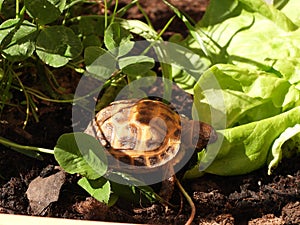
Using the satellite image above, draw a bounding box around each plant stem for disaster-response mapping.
[15,0,19,17]
[104,0,108,29]
[11,68,30,128]
[111,0,118,24]
[19,6,26,18]
[136,1,153,29]
[0,136,54,154]
[116,0,138,17]
[175,178,196,225]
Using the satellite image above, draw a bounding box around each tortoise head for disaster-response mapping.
[181,118,218,150]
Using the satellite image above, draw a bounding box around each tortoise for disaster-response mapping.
[84,98,217,224]
[84,98,217,174]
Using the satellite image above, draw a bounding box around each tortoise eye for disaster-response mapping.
[199,122,218,144]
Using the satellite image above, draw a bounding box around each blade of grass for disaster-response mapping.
[162,0,208,56]
[136,1,153,29]
[0,63,13,113]
[0,0,4,13]
[28,95,39,123]
[139,15,175,55]
[0,136,54,154]
[64,0,85,10]
[109,0,118,25]
[16,0,19,17]
[12,69,30,128]
[116,0,138,17]
[157,15,175,40]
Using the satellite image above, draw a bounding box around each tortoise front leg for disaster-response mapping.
[159,174,176,203]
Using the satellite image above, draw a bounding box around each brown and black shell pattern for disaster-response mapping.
[84,99,182,169]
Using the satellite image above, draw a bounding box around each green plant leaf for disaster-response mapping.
[239,0,297,31]
[84,46,107,66]
[199,0,297,31]
[77,16,106,36]
[172,68,196,94]
[0,19,37,61]
[126,70,157,85]
[162,0,208,56]
[82,35,102,48]
[54,132,107,180]
[84,46,117,80]
[0,0,4,12]
[185,106,300,178]
[120,19,158,41]
[114,71,156,100]
[25,0,61,25]
[268,124,300,174]
[104,22,134,57]
[118,55,154,76]
[181,0,300,179]
[153,41,208,94]
[280,0,300,26]
[187,0,300,70]
[193,64,293,128]
[198,0,240,27]
[48,0,66,12]
[78,174,156,205]
[78,177,114,205]
[36,25,82,67]
[185,62,300,178]
[107,171,157,203]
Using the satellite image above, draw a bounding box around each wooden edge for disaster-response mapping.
[0,214,144,225]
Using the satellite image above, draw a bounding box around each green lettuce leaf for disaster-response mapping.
[280,0,300,26]
[268,124,300,175]
[199,0,297,31]
[185,106,300,178]
[182,0,300,178]
[238,0,297,31]
[193,64,299,128]
[187,0,300,70]
[186,63,300,177]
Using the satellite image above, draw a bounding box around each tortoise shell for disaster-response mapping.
[84,98,216,169]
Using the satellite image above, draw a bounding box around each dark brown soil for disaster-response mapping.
[1,1,300,225]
